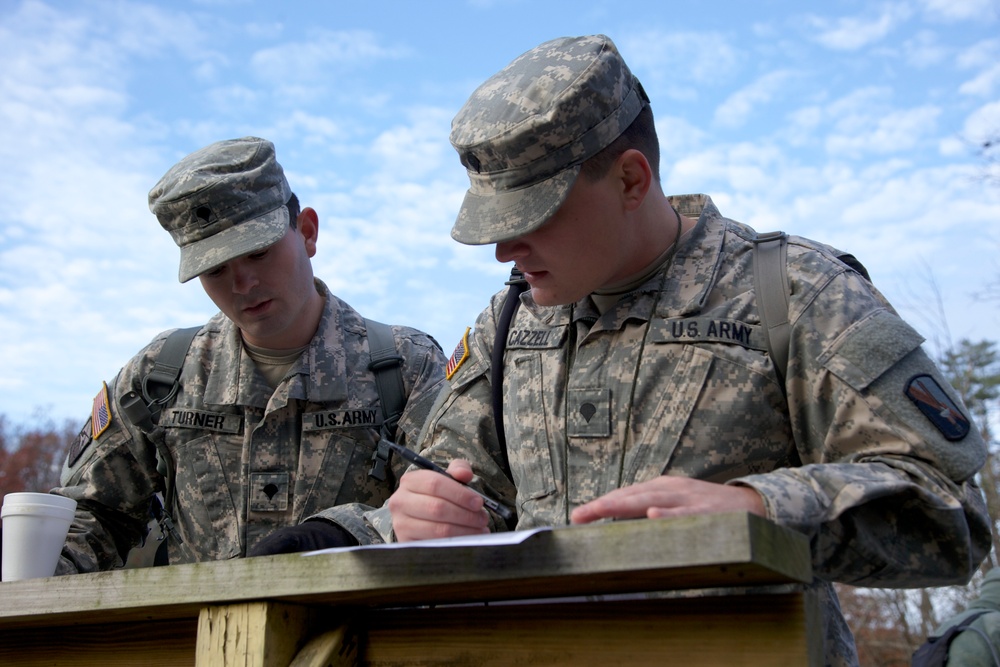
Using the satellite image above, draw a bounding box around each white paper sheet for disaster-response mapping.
[300,527,551,557]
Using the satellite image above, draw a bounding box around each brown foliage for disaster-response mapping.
[0,413,79,502]
[837,584,934,665]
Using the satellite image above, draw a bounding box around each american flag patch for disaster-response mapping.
[445,328,471,380]
[91,382,112,439]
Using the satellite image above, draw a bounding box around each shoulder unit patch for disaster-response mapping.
[905,374,971,442]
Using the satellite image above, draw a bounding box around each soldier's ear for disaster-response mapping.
[297,207,319,256]
[617,149,652,212]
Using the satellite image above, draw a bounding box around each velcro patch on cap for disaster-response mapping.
[905,374,971,441]
[446,328,471,380]
[91,382,112,440]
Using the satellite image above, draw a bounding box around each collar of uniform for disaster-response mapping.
[201,279,349,407]
[515,195,723,327]
[655,194,726,317]
[201,313,291,408]
[568,193,721,327]
[519,290,574,326]
[202,313,264,408]
[298,279,349,404]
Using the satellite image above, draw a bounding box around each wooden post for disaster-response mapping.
[195,601,318,667]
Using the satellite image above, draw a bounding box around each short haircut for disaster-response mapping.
[287,193,300,229]
[579,105,660,184]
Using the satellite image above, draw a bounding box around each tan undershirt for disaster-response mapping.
[243,341,308,388]
[590,232,686,315]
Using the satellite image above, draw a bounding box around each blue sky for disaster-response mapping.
[2,0,999,427]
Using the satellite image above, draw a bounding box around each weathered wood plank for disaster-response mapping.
[0,617,198,666]
[0,512,810,630]
[360,594,812,666]
[0,514,818,667]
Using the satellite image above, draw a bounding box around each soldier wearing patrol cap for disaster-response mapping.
[49,137,447,571]
[379,35,992,666]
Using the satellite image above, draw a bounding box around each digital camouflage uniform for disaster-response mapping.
[54,136,448,572]
[370,35,990,666]
[56,279,445,572]
[376,195,991,666]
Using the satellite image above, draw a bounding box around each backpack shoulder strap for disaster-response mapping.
[753,232,791,389]
[912,609,997,667]
[145,326,201,408]
[366,318,406,434]
[491,268,529,474]
[752,233,874,394]
[365,318,406,481]
[119,325,201,432]
[117,324,200,563]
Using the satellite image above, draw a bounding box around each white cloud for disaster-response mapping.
[957,38,1000,69]
[249,29,409,84]
[954,39,1000,97]
[707,155,999,346]
[963,100,1000,145]
[959,63,1000,97]
[789,86,942,158]
[618,30,742,96]
[826,86,894,116]
[827,105,940,156]
[206,84,261,113]
[917,0,1000,22]
[466,0,530,9]
[939,136,968,156]
[784,105,826,147]
[807,3,913,51]
[713,70,796,129]
[653,116,710,179]
[901,30,950,67]
[665,141,797,199]
[369,106,454,179]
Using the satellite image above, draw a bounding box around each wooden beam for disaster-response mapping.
[0,513,811,630]
[0,617,197,667]
[195,602,318,667]
[362,594,814,666]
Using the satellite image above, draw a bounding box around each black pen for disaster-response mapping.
[385,440,514,521]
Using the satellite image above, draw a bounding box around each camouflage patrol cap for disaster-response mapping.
[149,137,292,282]
[450,34,649,245]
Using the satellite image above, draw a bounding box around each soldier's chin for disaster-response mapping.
[529,287,577,307]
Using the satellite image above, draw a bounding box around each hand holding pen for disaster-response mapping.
[384,440,514,522]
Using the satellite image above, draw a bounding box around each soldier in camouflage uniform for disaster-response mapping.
[52,137,447,572]
[922,567,1000,666]
[379,35,992,666]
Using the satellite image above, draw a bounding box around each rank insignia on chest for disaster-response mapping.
[446,327,471,380]
[905,374,971,441]
[91,382,112,440]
